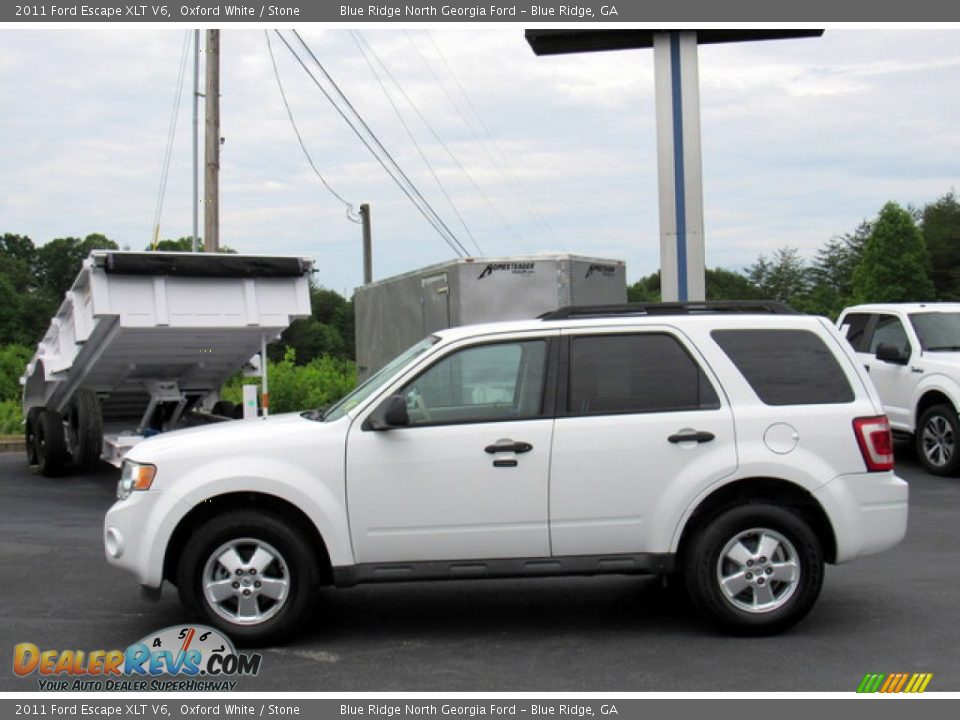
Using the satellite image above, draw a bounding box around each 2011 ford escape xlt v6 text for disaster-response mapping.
[104,302,908,644]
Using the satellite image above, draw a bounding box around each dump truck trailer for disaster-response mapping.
[21,251,313,476]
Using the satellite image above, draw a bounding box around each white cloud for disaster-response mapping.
[0,28,958,291]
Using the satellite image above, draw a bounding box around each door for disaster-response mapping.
[863,314,917,430]
[549,330,737,556]
[420,273,450,335]
[346,336,555,563]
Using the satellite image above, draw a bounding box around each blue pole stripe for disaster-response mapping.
[669,32,688,302]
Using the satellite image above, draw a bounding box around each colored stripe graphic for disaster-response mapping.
[857,673,932,693]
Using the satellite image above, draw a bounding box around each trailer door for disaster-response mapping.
[421,273,450,335]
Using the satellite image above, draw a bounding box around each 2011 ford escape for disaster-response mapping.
[104,302,908,643]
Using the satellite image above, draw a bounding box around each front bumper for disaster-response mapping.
[104,490,189,589]
[813,471,909,563]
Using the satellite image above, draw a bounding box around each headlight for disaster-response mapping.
[117,460,157,500]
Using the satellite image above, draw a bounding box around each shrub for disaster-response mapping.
[221,349,356,414]
[0,344,31,402]
[0,399,22,435]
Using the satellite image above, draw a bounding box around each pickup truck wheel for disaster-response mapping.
[65,389,102,470]
[25,407,41,465]
[917,404,960,476]
[177,511,318,646]
[35,408,69,477]
[684,504,823,636]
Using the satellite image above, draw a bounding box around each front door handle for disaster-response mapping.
[668,431,715,444]
[484,441,533,454]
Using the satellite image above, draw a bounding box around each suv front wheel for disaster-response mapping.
[917,404,960,476]
[684,504,824,635]
[177,511,319,646]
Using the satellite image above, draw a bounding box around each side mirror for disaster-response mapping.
[875,343,909,365]
[364,395,410,431]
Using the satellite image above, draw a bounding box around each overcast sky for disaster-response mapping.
[1,27,958,293]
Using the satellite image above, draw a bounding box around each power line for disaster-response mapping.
[351,31,482,255]
[276,30,469,258]
[264,30,359,224]
[151,30,191,249]
[289,29,470,257]
[418,31,564,250]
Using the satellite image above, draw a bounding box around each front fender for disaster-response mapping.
[911,372,960,426]
[136,455,353,588]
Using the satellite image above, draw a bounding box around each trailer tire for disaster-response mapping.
[25,407,42,465]
[35,408,69,477]
[65,389,102,470]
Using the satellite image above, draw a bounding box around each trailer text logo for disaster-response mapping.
[12,625,261,692]
[477,262,535,279]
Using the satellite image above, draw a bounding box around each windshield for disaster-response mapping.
[910,312,960,351]
[317,336,439,422]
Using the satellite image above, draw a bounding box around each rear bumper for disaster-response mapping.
[814,471,909,563]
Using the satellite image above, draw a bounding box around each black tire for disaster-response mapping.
[683,503,824,636]
[211,400,237,418]
[65,389,102,470]
[916,404,960,476]
[177,511,319,646]
[35,408,69,478]
[25,407,42,465]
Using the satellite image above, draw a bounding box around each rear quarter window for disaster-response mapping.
[711,329,855,406]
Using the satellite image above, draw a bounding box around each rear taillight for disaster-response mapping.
[853,415,894,472]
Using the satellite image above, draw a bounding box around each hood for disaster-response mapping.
[125,412,327,463]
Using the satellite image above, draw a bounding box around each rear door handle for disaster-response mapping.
[485,441,533,454]
[668,431,715,444]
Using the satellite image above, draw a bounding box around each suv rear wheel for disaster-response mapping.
[177,511,319,646]
[917,404,960,476]
[684,503,824,635]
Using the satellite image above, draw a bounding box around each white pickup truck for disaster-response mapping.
[838,303,960,475]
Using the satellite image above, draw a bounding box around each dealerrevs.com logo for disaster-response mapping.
[13,625,262,691]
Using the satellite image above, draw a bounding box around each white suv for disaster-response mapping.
[104,302,908,644]
[838,303,960,475]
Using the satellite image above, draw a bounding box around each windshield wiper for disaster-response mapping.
[926,346,960,352]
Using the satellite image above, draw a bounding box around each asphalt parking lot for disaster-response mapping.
[1,448,957,693]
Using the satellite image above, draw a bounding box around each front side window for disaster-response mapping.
[400,340,547,426]
[868,315,911,356]
[567,333,720,415]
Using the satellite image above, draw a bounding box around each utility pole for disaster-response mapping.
[192,29,200,253]
[203,29,220,253]
[360,203,372,284]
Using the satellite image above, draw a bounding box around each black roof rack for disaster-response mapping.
[539,301,798,321]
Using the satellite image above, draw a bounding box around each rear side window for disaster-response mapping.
[712,329,854,406]
[568,334,720,415]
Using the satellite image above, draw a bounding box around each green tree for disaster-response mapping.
[922,191,960,299]
[36,234,118,300]
[853,202,935,303]
[0,234,38,292]
[627,271,661,302]
[706,268,764,301]
[746,247,809,304]
[798,223,870,317]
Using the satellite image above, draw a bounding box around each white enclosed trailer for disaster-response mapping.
[21,251,313,475]
[354,254,627,380]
